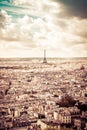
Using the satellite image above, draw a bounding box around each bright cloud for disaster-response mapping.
[0,0,87,57]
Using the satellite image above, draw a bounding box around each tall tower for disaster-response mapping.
[43,49,47,63]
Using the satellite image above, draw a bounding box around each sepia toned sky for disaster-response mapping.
[0,0,87,57]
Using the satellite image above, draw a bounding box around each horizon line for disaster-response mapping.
[0,56,87,59]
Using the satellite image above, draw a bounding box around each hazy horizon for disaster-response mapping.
[0,56,87,60]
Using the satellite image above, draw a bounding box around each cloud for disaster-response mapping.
[54,0,87,18]
[0,0,87,57]
[0,9,11,27]
[0,9,52,49]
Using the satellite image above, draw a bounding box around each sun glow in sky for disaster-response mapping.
[0,0,87,57]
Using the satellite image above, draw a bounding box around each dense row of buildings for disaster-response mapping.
[0,105,87,130]
[0,60,87,130]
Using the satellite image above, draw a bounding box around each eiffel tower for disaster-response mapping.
[43,50,47,63]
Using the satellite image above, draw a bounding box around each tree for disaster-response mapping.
[58,94,76,107]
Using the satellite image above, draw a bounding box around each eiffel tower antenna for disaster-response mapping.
[43,49,47,63]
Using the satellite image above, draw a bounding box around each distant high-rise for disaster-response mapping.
[43,50,47,63]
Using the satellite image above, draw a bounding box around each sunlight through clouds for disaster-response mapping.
[0,0,87,57]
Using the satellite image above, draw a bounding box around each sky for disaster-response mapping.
[0,0,87,58]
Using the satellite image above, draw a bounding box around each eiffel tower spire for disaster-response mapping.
[43,49,47,63]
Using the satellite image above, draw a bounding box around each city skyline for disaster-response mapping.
[0,0,87,58]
